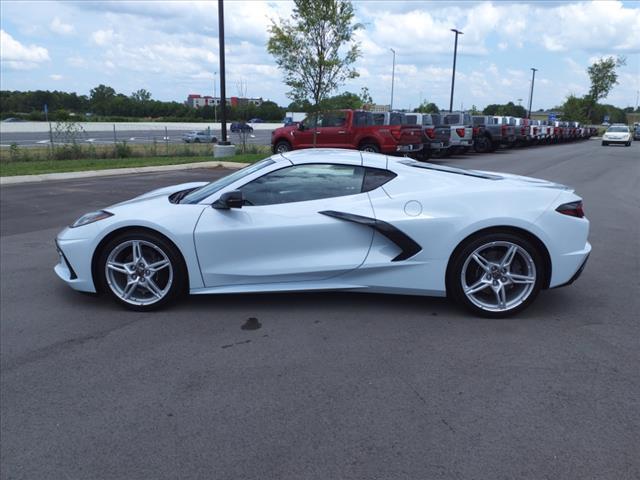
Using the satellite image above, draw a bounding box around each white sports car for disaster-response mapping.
[55,149,590,317]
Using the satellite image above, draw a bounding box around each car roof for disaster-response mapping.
[280,148,389,169]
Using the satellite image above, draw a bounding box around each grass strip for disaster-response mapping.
[0,154,266,177]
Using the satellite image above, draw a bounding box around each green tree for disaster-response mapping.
[561,94,589,123]
[359,86,373,105]
[131,89,152,102]
[586,56,626,120]
[469,104,480,115]
[89,84,116,115]
[268,0,362,134]
[414,100,439,113]
[319,91,362,110]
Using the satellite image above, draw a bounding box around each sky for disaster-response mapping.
[1,0,639,111]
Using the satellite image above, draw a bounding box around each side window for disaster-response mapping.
[240,164,365,206]
[404,115,418,125]
[362,168,397,192]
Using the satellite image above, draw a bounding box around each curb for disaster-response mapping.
[0,160,249,186]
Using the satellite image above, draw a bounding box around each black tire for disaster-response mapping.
[626,142,631,147]
[96,230,187,311]
[473,136,489,153]
[602,141,608,146]
[359,142,380,153]
[274,140,292,153]
[447,231,545,318]
[194,138,201,143]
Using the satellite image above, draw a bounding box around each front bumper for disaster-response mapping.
[54,230,97,293]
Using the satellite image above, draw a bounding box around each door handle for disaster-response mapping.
[338,130,346,134]
[315,131,321,134]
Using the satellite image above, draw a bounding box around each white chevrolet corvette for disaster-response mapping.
[55,149,590,317]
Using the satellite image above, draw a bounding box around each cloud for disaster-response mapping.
[0,30,49,70]
[50,74,63,80]
[91,29,116,46]
[50,17,74,35]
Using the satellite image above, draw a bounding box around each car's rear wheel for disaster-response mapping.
[98,231,186,311]
[359,142,380,153]
[274,140,291,153]
[448,232,544,318]
[602,141,608,146]
[194,138,201,143]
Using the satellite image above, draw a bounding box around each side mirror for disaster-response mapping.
[212,190,244,209]
[298,123,305,131]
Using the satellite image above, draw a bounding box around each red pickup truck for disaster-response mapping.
[271,110,423,155]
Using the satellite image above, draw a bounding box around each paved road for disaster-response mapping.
[2,140,639,479]
[0,128,272,148]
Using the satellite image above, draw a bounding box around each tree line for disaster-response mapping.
[0,85,288,122]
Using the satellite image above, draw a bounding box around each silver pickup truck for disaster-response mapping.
[403,112,450,158]
[442,112,473,154]
[471,115,516,152]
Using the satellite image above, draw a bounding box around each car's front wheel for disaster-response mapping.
[97,231,187,311]
[448,232,544,318]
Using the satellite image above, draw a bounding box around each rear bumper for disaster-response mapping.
[395,143,423,153]
[552,252,589,289]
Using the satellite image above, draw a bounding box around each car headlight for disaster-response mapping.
[70,210,113,228]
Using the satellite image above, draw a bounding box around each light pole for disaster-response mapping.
[390,48,396,111]
[517,98,523,106]
[527,68,538,119]
[213,71,218,123]
[218,0,228,144]
[449,28,463,113]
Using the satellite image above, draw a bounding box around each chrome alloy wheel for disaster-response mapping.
[105,240,173,306]
[460,241,536,313]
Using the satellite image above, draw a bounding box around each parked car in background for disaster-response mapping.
[602,125,631,146]
[248,118,263,123]
[443,112,473,154]
[633,125,640,141]
[403,112,450,157]
[182,130,217,143]
[472,115,516,152]
[230,122,254,133]
[270,109,423,155]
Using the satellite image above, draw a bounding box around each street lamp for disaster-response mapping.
[390,48,396,111]
[218,0,228,144]
[527,68,538,119]
[449,28,463,113]
[213,71,218,123]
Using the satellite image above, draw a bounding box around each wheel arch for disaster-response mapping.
[445,225,552,294]
[357,137,381,150]
[91,226,190,293]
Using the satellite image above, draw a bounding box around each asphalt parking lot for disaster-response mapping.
[1,140,639,479]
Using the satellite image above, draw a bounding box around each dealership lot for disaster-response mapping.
[1,140,639,479]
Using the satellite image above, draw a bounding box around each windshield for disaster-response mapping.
[181,158,275,204]
[607,126,629,132]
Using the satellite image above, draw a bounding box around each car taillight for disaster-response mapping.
[501,125,508,135]
[425,127,436,139]
[521,126,526,136]
[472,127,479,136]
[533,127,538,135]
[456,128,465,137]
[390,127,402,141]
[556,201,584,218]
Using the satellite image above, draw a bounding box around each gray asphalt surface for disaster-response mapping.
[0,128,272,147]
[1,140,639,479]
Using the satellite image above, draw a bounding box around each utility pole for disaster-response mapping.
[213,71,217,123]
[449,29,463,113]
[527,68,538,119]
[218,0,228,144]
[390,48,396,111]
